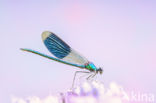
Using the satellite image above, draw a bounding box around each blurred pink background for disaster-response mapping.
[0,1,156,103]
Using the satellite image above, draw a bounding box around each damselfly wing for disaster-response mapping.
[42,31,89,66]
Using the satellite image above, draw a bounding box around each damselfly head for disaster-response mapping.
[97,67,103,74]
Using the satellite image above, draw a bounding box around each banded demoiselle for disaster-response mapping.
[21,31,103,88]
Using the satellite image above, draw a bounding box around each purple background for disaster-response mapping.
[0,1,156,103]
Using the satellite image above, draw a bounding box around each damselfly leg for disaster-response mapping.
[72,71,90,89]
[87,72,97,80]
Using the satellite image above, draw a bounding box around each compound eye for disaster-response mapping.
[99,67,103,74]
[100,70,103,74]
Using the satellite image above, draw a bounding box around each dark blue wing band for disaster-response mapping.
[44,33,71,59]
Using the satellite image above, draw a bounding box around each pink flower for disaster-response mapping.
[61,81,129,103]
[11,81,129,103]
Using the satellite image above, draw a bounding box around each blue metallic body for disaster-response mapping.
[21,48,85,68]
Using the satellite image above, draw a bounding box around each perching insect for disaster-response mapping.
[21,31,103,88]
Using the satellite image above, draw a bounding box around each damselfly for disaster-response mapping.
[21,31,103,88]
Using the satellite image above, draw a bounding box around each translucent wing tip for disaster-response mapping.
[42,31,52,41]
